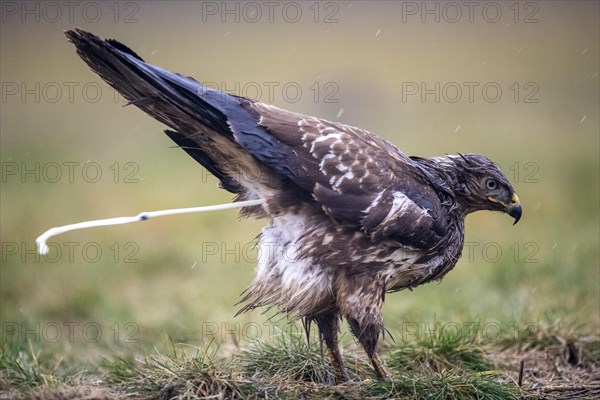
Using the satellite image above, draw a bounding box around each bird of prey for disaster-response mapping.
[66,29,522,383]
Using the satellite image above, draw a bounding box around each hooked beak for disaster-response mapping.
[487,193,522,224]
[506,194,522,225]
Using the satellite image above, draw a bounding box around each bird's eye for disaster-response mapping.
[486,179,498,191]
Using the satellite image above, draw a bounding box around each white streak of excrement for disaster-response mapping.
[35,199,265,255]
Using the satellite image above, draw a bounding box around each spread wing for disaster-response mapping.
[232,102,449,248]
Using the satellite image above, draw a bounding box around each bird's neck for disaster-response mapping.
[411,155,475,218]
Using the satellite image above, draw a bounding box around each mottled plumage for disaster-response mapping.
[66,30,522,383]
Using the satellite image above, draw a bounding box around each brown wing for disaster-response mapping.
[233,102,449,248]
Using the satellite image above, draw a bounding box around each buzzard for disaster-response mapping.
[66,29,522,383]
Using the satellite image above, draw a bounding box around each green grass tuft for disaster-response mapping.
[237,331,337,384]
[366,370,521,400]
[0,339,58,390]
[387,320,492,373]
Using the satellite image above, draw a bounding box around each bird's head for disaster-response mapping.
[447,154,522,224]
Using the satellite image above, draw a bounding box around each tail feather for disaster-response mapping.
[65,29,273,197]
[164,130,241,193]
[66,29,229,135]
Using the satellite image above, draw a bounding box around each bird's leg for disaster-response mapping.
[347,316,390,380]
[370,351,389,380]
[314,313,349,384]
[341,277,390,380]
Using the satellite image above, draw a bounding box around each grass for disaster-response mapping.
[1,319,598,399]
[386,320,493,373]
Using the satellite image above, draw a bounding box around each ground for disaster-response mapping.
[1,317,598,399]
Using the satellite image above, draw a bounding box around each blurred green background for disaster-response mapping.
[1,1,598,361]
